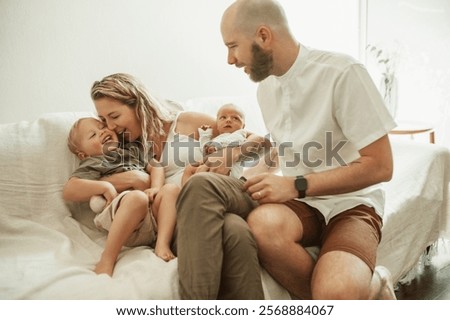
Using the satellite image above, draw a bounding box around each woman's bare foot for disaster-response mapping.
[155,243,176,262]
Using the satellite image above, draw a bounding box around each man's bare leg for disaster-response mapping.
[247,204,315,299]
[312,251,374,299]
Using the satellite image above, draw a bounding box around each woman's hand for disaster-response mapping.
[181,163,200,186]
[200,124,212,131]
[181,161,231,184]
[100,170,151,192]
[201,134,270,176]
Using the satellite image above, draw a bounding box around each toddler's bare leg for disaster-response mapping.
[152,184,179,261]
[95,191,148,276]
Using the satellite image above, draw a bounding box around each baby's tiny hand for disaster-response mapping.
[205,145,218,155]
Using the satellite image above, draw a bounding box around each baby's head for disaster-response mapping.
[68,117,119,160]
[216,103,245,134]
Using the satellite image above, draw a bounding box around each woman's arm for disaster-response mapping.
[176,111,272,175]
[99,170,151,192]
[239,131,271,159]
[175,111,218,139]
[203,131,271,175]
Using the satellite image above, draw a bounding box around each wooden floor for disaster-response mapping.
[395,240,450,300]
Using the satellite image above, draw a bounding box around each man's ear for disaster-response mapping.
[256,26,272,47]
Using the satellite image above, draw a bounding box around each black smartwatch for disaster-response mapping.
[294,175,308,199]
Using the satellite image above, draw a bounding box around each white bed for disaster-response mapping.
[0,111,288,299]
[377,138,450,284]
[0,103,449,299]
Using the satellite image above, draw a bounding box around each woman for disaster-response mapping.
[90,73,265,299]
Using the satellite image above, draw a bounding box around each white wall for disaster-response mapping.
[365,0,450,145]
[0,0,238,123]
[0,0,359,124]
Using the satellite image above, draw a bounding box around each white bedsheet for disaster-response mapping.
[0,112,288,299]
[1,112,449,299]
[377,138,450,283]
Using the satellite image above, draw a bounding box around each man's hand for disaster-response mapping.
[243,173,297,203]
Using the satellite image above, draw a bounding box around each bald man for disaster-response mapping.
[220,0,397,300]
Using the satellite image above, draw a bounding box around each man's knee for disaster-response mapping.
[248,204,304,251]
[183,172,211,188]
[178,172,219,197]
[247,205,280,238]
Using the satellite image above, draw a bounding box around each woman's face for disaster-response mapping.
[94,97,142,143]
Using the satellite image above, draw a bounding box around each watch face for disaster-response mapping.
[295,177,307,191]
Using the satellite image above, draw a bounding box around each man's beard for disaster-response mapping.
[249,42,273,82]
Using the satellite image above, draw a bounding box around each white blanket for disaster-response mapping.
[0,112,288,299]
[377,138,450,283]
[1,111,449,299]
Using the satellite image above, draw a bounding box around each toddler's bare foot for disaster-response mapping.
[155,244,176,262]
[94,259,114,276]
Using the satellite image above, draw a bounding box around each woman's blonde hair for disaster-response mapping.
[90,73,176,155]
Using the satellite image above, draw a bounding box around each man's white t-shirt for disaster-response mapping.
[257,44,396,223]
